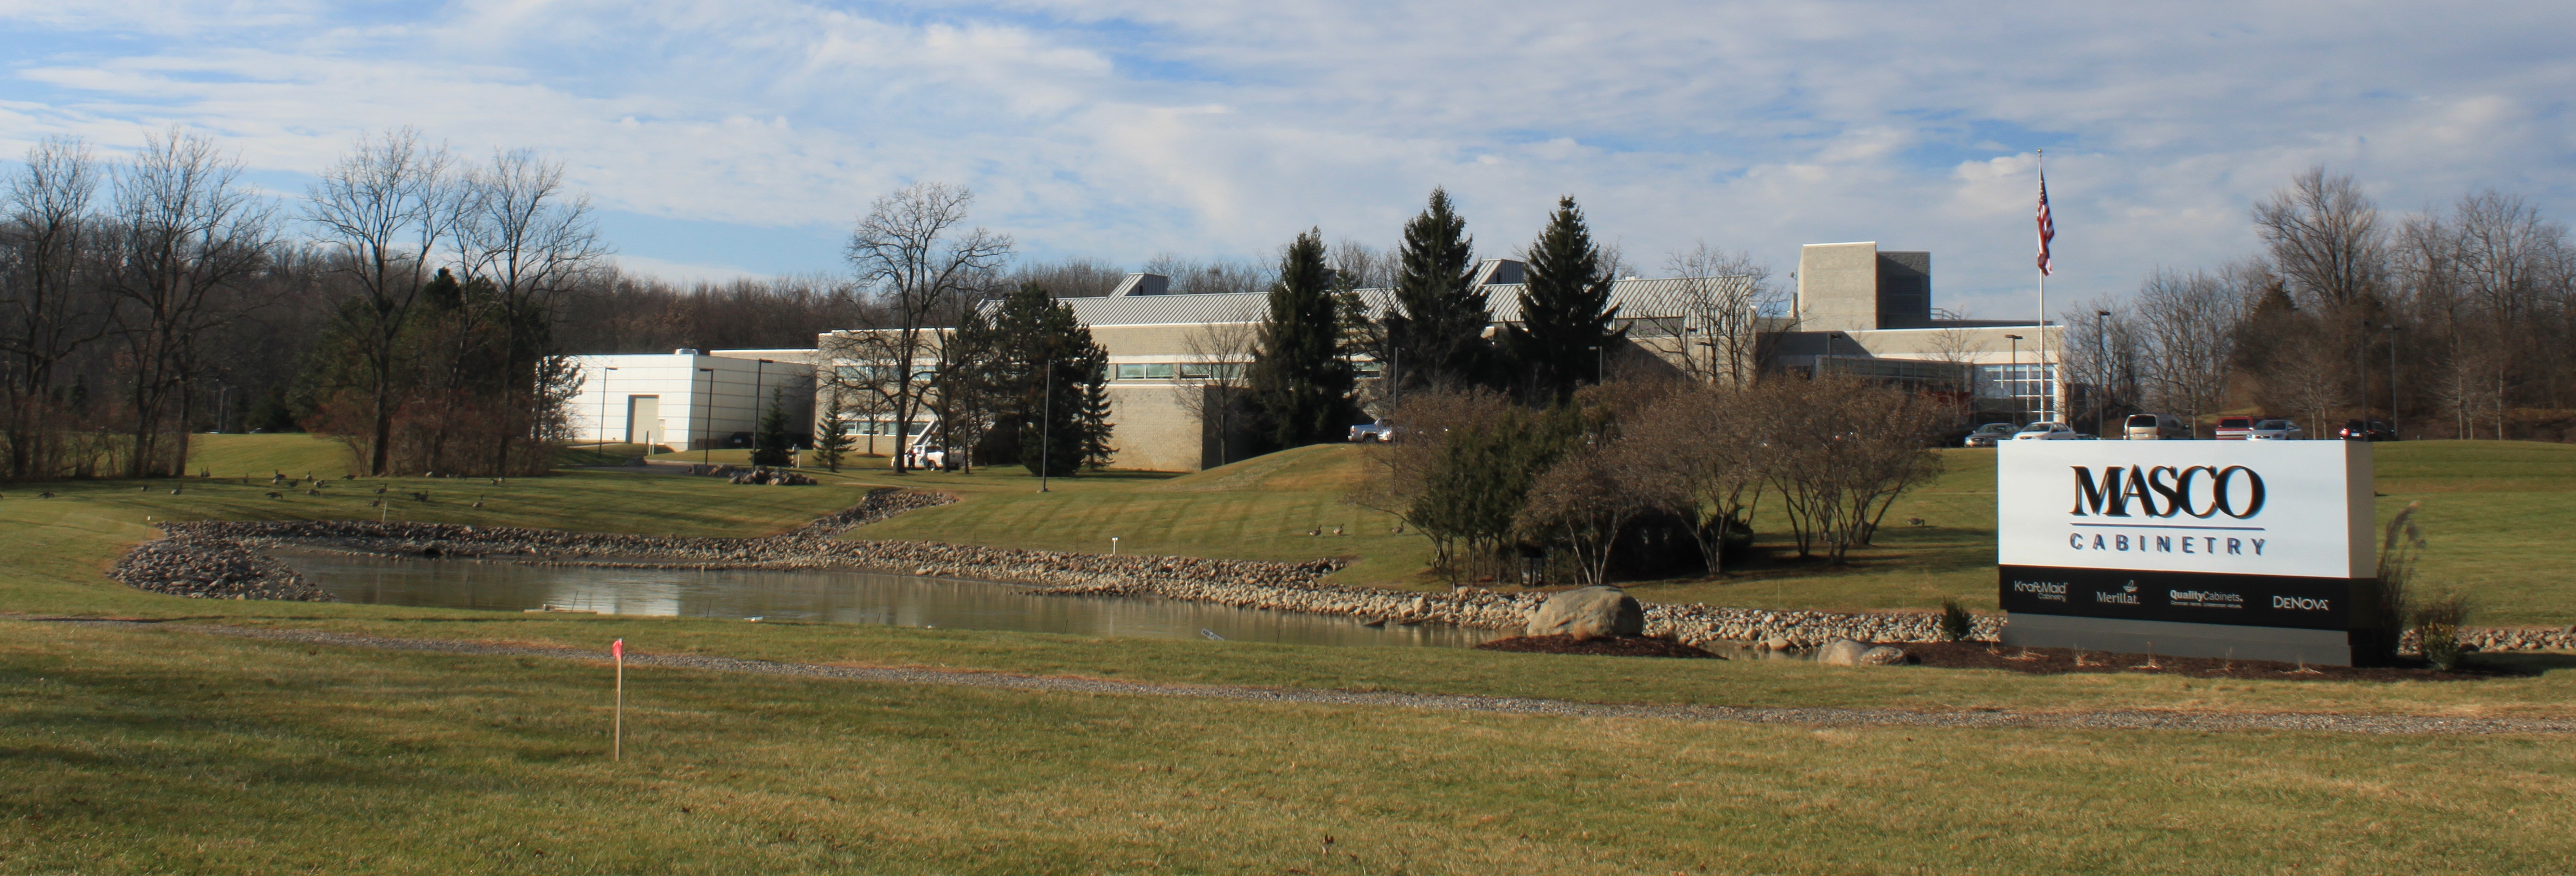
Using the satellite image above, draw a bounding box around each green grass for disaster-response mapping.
[6,620,2576,874]
[182,433,359,480]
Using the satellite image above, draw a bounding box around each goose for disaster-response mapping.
[471,496,484,508]
[264,491,282,499]
[1330,524,1343,536]
[170,488,183,495]
[373,485,388,495]
[38,492,55,499]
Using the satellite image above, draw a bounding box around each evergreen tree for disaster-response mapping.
[752,387,794,466]
[967,282,1112,477]
[1386,188,1488,389]
[813,391,855,471]
[1508,196,1624,403]
[1250,228,1358,448]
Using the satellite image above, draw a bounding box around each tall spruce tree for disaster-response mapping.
[1509,196,1624,403]
[971,282,1112,476]
[1250,228,1358,448]
[1387,188,1488,389]
[752,387,794,466]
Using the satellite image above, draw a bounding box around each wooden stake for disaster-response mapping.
[613,638,625,762]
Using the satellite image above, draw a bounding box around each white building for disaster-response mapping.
[564,350,815,451]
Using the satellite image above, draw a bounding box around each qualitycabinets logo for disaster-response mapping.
[2169,589,2246,609]
[2071,465,2266,520]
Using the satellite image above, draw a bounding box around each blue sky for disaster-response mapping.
[4,0,2571,318]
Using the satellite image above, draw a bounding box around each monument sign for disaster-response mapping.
[1994,440,2386,665]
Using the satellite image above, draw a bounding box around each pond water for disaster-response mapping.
[277,552,1493,648]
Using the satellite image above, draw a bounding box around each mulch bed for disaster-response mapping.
[1898,640,2515,681]
[1476,635,1720,659]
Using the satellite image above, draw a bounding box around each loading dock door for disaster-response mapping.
[627,396,661,447]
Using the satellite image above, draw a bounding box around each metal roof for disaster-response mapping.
[1054,275,1759,327]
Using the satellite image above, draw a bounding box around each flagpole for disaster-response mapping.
[2036,149,2052,423]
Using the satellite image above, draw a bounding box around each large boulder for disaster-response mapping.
[1817,640,1908,667]
[1525,586,1644,641]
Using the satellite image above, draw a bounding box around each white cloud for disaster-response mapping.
[3,0,2570,317]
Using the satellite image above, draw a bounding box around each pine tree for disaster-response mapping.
[1387,188,1487,389]
[752,387,794,466]
[1250,228,1358,448]
[975,283,1113,476]
[813,391,855,472]
[1509,196,1624,403]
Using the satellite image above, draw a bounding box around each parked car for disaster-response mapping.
[1347,421,1396,443]
[2123,413,2191,441]
[2339,420,2400,442]
[2212,416,2257,440]
[2011,421,2081,441]
[2245,418,2304,441]
[1962,422,2018,448]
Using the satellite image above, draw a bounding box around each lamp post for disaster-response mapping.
[753,358,775,463]
[2005,334,2025,425]
[2094,311,2111,437]
[597,365,619,446]
[697,366,716,466]
[1038,356,1053,493]
[2384,325,2403,436]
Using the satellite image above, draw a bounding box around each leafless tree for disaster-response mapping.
[1002,256,1126,298]
[1143,253,1271,296]
[456,148,610,472]
[108,128,277,477]
[1171,302,1260,467]
[1621,384,1763,574]
[1330,239,1394,290]
[1754,376,1944,562]
[305,127,462,475]
[2132,268,2244,430]
[1663,243,1777,387]
[841,182,1009,472]
[1514,449,1654,588]
[1,136,113,479]
[2255,166,2387,313]
[2264,329,2350,437]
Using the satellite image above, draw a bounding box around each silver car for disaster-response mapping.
[2245,418,2304,441]
[2011,422,2081,441]
[1963,423,2018,447]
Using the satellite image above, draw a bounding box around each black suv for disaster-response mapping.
[2337,420,2399,442]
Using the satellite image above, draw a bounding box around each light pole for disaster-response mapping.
[697,366,716,466]
[2384,325,2403,436]
[2094,311,2111,437]
[2005,334,2025,425]
[597,366,619,446]
[753,358,775,463]
[1038,356,1053,493]
[213,382,230,434]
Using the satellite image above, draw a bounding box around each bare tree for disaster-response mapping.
[305,127,461,475]
[1514,449,1654,588]
[2264,330,2350,437]
[1,136,112,479]
[456,148,610,472]
[1171,302,1260,467]
[842,183,1010,473]
[2255,166,2387,312]
[108,128,276,476]
[1623,384,1763,575]
[1330,239,1394,290]
[2132,268,2244,430]
[1663,243,1777,387]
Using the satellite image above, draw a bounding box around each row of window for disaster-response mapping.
[1114,363,1248,381]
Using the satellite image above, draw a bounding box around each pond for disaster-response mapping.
[276,551,1494,648]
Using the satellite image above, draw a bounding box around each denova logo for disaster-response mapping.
[2070,465,2266,519]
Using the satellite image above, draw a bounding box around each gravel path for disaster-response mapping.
[74,620,2576,737]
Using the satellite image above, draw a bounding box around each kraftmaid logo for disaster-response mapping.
[2011,579,2069,602]
[2071,465,2266,519]
[2094,581,2142,604]
[2272,595,2332,611]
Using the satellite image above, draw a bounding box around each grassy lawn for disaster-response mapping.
[5,620,2574,874]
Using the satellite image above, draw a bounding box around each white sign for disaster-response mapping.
[1996,441,2373,579]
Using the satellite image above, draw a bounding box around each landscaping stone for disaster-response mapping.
[1859,646,1908,666]
[1524,586,1644,640]
[1815,639,1871,666]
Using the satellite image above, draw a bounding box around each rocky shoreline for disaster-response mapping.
[107,489,2576,653]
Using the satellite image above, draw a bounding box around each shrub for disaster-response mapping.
[1939,599,1973,641]
[2414,590,2473,672]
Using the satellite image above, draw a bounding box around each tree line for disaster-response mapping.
[2064,168,2576,440]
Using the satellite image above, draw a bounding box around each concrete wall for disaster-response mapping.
[1796,242,1881,332]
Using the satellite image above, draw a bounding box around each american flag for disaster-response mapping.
[2035,168,2056,276]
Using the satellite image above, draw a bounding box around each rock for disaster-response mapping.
[1858,646,1907,666]
[1815,639,1871,666]
[1524,586,1644,641]
[1761,636,1794,652]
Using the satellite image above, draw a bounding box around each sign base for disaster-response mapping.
[2000,613,2362,666]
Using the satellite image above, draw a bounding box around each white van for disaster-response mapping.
[2123,413,2189,440]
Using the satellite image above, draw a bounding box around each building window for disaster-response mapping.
[1975,363,2057,416]
[1116,364,1145,379]
[1178,363,1212,379]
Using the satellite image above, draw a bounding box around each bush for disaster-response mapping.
[2414,590,2473,672]
[1938,598,1973,642]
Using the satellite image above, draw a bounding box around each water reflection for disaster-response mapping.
[277,551,1492,648]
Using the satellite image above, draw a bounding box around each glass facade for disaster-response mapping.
[1975,363,2058,419]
